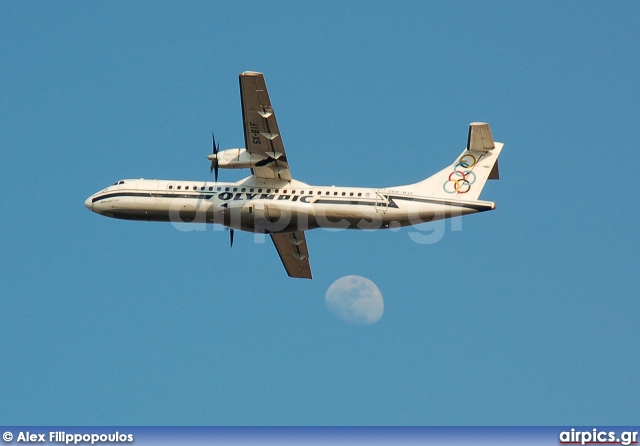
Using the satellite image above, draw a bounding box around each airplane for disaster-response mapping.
[85,71,504,279]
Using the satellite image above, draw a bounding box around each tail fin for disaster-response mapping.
[412,122,503,201]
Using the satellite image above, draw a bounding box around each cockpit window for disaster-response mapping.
[118,181,125,185]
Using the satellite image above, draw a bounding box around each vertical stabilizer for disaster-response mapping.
[411,123,503,201]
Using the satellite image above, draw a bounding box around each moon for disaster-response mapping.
[325,275,384,325]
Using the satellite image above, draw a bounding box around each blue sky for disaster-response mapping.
[1,1,639,425]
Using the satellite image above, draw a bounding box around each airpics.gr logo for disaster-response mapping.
[443,153,477,194]
[558,428,638,445]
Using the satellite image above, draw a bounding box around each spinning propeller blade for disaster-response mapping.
[209,132,220,182]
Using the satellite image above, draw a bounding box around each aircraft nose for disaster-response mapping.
[84,196,93,211]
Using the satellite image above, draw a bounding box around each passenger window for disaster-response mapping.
[201,187,205,191]
[266,189,271,193]
[342,192,346,196]
[250,188,254,192]
[358,193,362,197]
[241,188,246,192]
[177,186,182,190]
[350,192,353,196]
[225,187,229,192]
[326,192,329,195]
[168,185,173,190]
[209,187,213,191]
[258,188,263,192]
[217,187,221,191]
[334,192,337,196]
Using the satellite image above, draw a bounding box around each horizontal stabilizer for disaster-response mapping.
[467,122,495,152]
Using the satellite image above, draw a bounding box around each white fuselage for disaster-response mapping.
[85,177,494,233]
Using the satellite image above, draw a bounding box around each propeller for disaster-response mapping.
[208,132,220,182]
[209,132,233,247]
[225,227,235,247]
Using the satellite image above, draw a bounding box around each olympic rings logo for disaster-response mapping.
[443,153,477,194]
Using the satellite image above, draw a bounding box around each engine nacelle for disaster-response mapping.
[207,148,268,169]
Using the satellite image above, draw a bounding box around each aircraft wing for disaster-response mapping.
[270,232,312,279]
[239,71,291,181]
